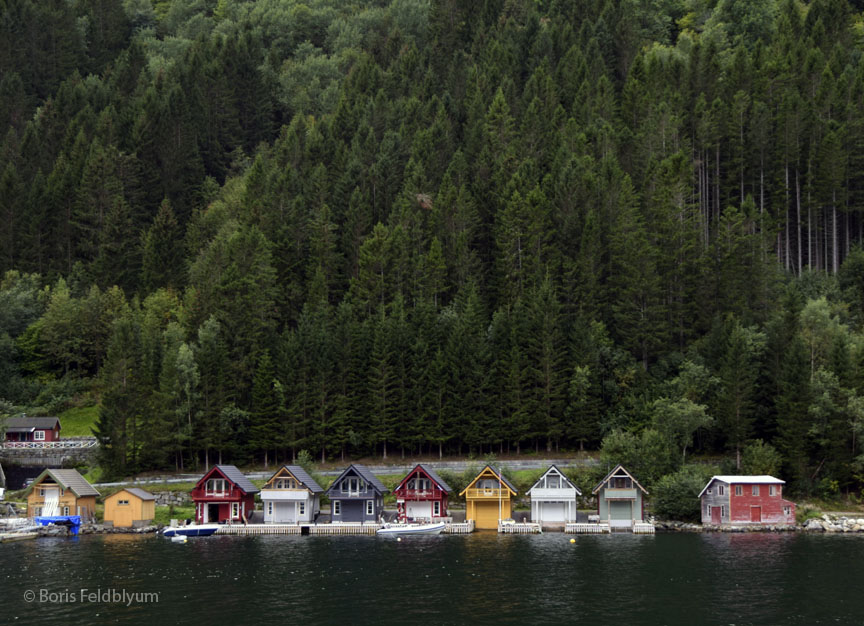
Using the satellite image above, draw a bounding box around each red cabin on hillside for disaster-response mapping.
[191,465,259,524]
[393,464,452,522]
[699,475,796,526]
[4,417,61,443]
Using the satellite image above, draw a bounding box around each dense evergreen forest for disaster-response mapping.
[4,0,864,495]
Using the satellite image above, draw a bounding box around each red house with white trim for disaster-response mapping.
[699,475,796,526]
[4,417,61,442]
[191,465,259,524]
[393,464,452,522]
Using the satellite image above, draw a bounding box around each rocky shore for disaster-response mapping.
[34,523,160,537]
[653,513,864,533]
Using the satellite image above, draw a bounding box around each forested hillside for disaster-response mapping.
[3,0,864,494]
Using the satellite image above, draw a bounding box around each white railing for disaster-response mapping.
[2,438,98,449]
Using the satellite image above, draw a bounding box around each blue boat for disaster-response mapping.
[162,524,221,538]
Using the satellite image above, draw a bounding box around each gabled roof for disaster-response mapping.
[110,487,155,501]
[264,465,324,494]
[394,464,452,494]
[325,464,388,495]
[6,416,61,432]
[24,469,99,498]
[528,465,582,495]
[197,465,260,494]
[592,464,648,495]
[459,465,517,496]
[698,475,785,498]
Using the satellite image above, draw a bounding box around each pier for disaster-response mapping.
[565,522,611,534]
[499,521,542,534]
[444,520,475,534]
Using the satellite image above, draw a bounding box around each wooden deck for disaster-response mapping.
[309,523,380,535]
[215,524,301,536]
[565,522,611,534]
[499,521,542,534]
[444,520,475,534]
[632,522,656,534]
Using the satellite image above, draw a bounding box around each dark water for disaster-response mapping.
[2,532,863,625]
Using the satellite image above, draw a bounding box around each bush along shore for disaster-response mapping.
[653,514,864,533]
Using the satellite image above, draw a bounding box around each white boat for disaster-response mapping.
[376,522,446,536]
[162,524,221,538]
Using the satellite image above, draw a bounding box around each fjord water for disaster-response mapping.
[2,532,863,625]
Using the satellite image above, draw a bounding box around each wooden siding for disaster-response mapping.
[104,491,155,527]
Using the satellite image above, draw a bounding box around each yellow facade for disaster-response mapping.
[103,490,156,528]
[27,491,96,519]
[460,466,517,530]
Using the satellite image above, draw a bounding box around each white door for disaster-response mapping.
[43,488,59,516]
[538,502,567,523]
[405,501,432,520]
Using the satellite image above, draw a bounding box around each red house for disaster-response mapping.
[699,475,796,526]
[191,465,259,524]
[393,464,451,522]
[4,417,61,443]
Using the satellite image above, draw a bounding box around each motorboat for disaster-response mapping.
[162,524,221,538]
[376,522,446,536]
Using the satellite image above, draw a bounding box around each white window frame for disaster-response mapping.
[433,501,441,516]
[33,430,45,441]
[298,502,305,516]
[752,485,759,496]
[769,485,776,496]
[706,487,712,495]
[735,485,743,496]
[231,502,240,519]
[333,500,341,516]
[118,499,129,506]
[267,502,273,516]
[62,506,69,515]
[366,500,374,516]
[783,506,792,516]
[707,505,712,517]
[206,478,227,496]
[718,485,725,496]
[720,505,726,518]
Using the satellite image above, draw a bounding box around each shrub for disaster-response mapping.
[652,465,714,522]
[740,439,782,476]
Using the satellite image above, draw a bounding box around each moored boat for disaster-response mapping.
[162,524,221,538]
[376,522,445,536]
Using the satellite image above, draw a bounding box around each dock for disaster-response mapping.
[499,521,542,534]
[309,523,379,535]
[215,524,301,536]
[565,523,611,534]
[632,522,655,534]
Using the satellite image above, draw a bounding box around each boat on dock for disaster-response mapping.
[162,524,221,538]
[377,522,446,536]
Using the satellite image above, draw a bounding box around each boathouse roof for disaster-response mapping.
[265,465,324,494]
[527,464,582,495]
[592,464,648,495]
[23,468,100,498]
[207,465,260,494]
[326,464,388,495]
[121,488,156,501]
[459,465,518,496]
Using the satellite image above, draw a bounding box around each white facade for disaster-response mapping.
[260,490,319,523]
[527,466,581,524]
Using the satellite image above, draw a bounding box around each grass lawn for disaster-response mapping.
[58,406,99,437]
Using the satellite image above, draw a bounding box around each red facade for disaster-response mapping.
[393,465,450,522]
[701,477,796,526]
[4,419,61,442]
[191,466,257,524]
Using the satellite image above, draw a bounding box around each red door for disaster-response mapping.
[750,506,762,522]
[711,506,721,524]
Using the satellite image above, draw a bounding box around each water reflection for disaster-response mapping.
[2,533,864,625]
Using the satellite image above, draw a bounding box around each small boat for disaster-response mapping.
[376,522,446,536]
[0,531,38,543]
[170,535,188,543]
[162,524,221,538]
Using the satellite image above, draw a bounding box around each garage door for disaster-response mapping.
[406,501,432,520]
[609,501,632,527]
[538,502,567,523]
[473,501,502,530]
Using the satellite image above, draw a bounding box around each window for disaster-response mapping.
[298,502,305,516]
[333,500,341,516]
[62,506,69,515]
[706,488,712,495]
[718,485,725,496]
[231,502,240,519]
[752,485,760,496]
[343,477,364,493]
[366,500,374,516]
[206,478,227,495]
[783,506,792,516]
[547,475,560,489]
[34,430,45,441]
[118,500,129,506]
[706,505,712,516]
[433,501,441,516]
[274,477,299,489]
[720,506,726,518]
[267,502,273,516]
[769,485,776,496]
[735,486,743,496]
